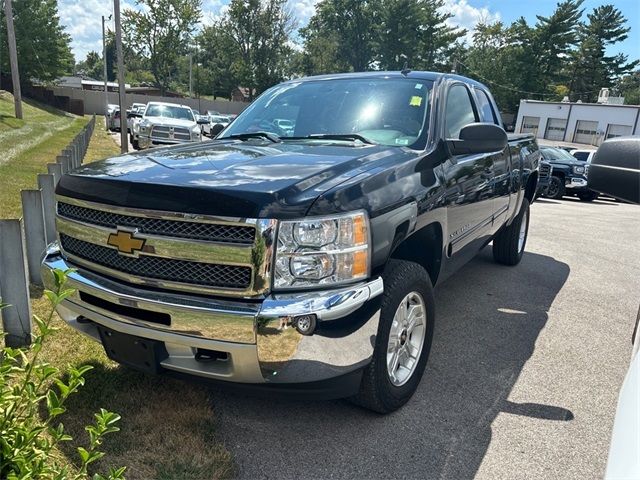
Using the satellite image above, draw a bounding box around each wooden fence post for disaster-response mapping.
[37,174,56,244]
[21,190,46,286]
[0,220,33,347]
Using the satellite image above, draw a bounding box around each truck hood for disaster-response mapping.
[56,140,406,218]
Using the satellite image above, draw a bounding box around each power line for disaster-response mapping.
[455,59,603,98]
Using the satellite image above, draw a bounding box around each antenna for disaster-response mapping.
[401,62,411,76]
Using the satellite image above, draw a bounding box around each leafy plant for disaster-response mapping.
[0,269,125,479]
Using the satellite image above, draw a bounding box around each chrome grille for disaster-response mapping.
[60,234,251,289]
[58,202,255,244]
[539,162,552,179]
[151,125,191,141]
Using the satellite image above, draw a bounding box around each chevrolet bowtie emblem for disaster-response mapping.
[107,230,146,255]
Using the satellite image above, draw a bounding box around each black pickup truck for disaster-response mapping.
[42,72,539,413]
[540,146,598,201]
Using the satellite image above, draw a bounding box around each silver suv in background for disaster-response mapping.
[136,102,207,150]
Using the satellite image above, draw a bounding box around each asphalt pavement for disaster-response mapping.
[208,197,640,480]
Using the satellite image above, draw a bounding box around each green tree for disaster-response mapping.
[222,0,296,99]
[122,0,202,94]
[0,0,73,84]
[197,22,242,99]
[568,4,638,102]
[298,24,348,75]
[303,0,379,73]
[75,51,103,80]
[615,71,640,105]
[461,1,586,112]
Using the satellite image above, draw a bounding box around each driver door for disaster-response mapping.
[441,83,496,259]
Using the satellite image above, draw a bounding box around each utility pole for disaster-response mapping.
[4,0,22,119]
[189,52,193,98]
[102,14,112,130]
[114,0,127,153]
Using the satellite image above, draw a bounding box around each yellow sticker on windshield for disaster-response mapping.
[410,96,423,107]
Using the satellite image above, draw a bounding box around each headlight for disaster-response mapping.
[573,165,585,174]
[274,211,369,290]
[139,123,149,134]
[191,125,201,139]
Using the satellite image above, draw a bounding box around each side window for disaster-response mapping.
[445,84,477,139]
[474,89,498,124]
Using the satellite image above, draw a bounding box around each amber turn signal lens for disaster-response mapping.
[353,214,367,245]
[352,250,368,277]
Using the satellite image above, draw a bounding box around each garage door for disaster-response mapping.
[606,124,632,139]
[520,116,540,135]
[573,120,598,145]
[544,118,566,140]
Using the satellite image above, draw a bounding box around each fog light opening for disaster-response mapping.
[195,348,229,363]
[293,314,317,336]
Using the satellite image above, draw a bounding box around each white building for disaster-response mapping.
[55,76,130,93]
[515,99,640,146]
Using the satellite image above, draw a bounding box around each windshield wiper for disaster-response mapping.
[286,134,376,145]
[225,132,281,143]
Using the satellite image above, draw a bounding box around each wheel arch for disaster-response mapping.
[388,221,443,286]
[524,171,538,204]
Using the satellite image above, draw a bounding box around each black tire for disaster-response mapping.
[493,197,530,266]
[351,259,435,413]
[578,191,598,202]
[132,138,139,150]
[546,176,565,199]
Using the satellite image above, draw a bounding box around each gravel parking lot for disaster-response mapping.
[209,198,640,480]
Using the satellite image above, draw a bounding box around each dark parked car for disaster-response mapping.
[540,147,598,201]
[43,71,540,413]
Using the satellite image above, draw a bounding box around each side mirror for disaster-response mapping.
[588,137,639,204]
[197,117,209,125]
[447,123,508,156]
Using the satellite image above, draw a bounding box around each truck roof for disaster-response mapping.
[282,71,490,91]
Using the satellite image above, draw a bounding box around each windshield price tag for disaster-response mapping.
[409,96,423,107]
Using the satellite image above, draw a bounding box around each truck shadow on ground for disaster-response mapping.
[207,248,571,480]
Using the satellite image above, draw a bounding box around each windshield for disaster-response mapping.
[222,78,433,147]
[145,104,194,121]
[541,147,576,161]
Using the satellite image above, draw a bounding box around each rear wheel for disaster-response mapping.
[493,198,530,266]
[546,176,565,199]
[351,259,435,413]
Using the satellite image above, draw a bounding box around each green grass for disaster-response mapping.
[0,91,86,219]
[1,95,235,478]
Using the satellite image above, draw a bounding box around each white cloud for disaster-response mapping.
[442,0,501,44]
[290,0,320,24]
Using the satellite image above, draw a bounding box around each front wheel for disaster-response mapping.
[546,176,565,199]
[493,197,530,266]
[351,259,435,413]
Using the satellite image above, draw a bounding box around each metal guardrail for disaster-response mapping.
[0,115,96,347]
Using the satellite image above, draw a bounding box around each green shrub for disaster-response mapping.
[0,269,125,479]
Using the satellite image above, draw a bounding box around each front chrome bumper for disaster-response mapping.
[42,245,383,386]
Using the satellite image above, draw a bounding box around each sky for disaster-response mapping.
[59,0,640,63]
